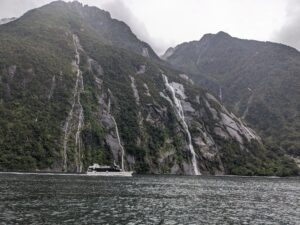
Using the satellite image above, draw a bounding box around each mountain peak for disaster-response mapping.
[41,0,111,18]
[161,47,175,60]
[49,0,82,6]
[69,0,83,6]
[200,31,231,42]
[216,31,231,38]
[15,0,158,60]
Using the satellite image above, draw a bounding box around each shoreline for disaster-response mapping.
[0,171,298,179]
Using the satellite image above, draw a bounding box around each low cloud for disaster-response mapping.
[3,0,298,54]
[99,0,167,54]
[272,0,300,51]
[100,0,163,53]
[0,0,51,18]
[0,0,166,54]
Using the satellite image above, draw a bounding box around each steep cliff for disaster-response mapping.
[0,2,297,176]
[163,31,300,160]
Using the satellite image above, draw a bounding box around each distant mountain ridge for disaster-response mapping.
[0,2,298,176]
[163,31,300,158]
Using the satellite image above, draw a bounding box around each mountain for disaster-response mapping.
[0,2,297,176]
[163,31,300,159]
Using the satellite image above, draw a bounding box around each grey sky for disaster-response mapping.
[272,0,300,52]
[0,0,299,54]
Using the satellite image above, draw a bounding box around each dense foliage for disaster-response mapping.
[0,1,298,176]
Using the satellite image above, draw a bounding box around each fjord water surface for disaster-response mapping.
[0,173,299,224]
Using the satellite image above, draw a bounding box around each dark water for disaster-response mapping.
[0,173,299,225]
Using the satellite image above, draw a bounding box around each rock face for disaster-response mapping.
[163,31,300,158]
[161,47,174,60]
[0,2,298,176]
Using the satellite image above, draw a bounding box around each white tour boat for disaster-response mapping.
[86,162,133,177]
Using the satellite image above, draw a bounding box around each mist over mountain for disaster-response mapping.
[2,0,300,56]
[0,17,16,25]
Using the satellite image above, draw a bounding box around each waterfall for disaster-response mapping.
[162,74,200,175]
[111,115,125,171]
[107,95,125,170]
[107,97,111,114]
[48,75,56,100]
[142,47,149,57]
[75,102,84,172]
[130,76,143,130]
[62,96,76,172]
[219,87,223,102]
[242,90,254,120]
[73,34,84,172]
[62,34,84,172]
[129,76,140,105]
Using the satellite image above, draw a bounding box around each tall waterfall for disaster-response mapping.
[73,34,84,172]
[162,74,200,175]
[107,98,125,171]
[62,34,84,172]
[111,116,125,171]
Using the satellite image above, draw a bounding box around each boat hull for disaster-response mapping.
[86,171,133,177]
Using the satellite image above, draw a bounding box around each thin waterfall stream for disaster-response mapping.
[108,98,125,171]
[62,34,84,172]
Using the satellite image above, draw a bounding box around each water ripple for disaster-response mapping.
[0,174,299,224]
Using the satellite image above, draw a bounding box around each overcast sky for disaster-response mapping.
[0,0,299,54]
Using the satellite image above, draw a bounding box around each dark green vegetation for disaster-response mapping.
[164,31,300,159]
[219,140,299,176]
[0,2,298,175]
